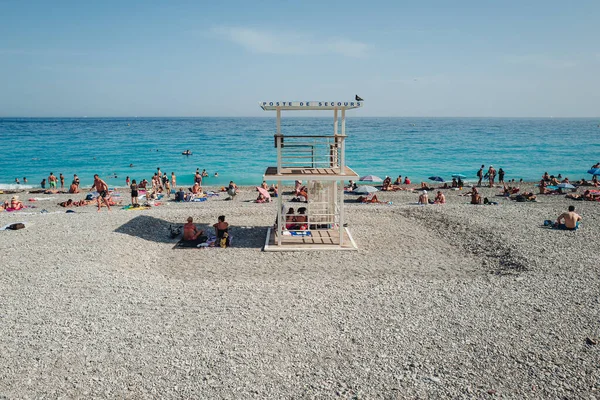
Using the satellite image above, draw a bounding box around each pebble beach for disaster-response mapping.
[0,184,599,398]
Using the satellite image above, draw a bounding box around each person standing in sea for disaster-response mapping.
[171,172,177,188]
[59,173,65,189]
[90,174,111,212]
[498,168,505,184]
[477,165,484,187]
[195,169,202,185]
[48,172,58,190]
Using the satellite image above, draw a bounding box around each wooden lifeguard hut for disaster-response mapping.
[260,100,362,251]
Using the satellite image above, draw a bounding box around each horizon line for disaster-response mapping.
[1,115,599,119]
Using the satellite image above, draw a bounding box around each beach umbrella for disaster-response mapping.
[588,168,600,176]
[557,183,575,189]
[451,174,466,179]
[256,186,271,200]
[428,176,445,182]
[359,175,383,182]
[353,185,379,194]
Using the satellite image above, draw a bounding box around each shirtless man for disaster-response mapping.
[48,172,58,189]
[90,174,111,212]
[59,173,65,189]
[171,172,177,188]
[470,187,482,204]
[556,206,582,231]
[418,190,429,205]
[477,165,484,186]
[183,217,206,245]
[434,191,446,204]
[488,165,496,187]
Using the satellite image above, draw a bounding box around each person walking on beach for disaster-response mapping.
[488,165,496,187]
[59,173,65,189]
[477,165,484,186]
[90,174,111,212]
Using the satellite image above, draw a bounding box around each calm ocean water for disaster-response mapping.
[1,117,598,189]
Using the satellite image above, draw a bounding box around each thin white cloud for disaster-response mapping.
[211,26,368,58]
[503,54,577,69]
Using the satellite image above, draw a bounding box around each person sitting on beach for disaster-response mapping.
[539,179,548,194]
[295,207,308,230]
[190,182,201,194]
[404,176,411,185]
[183,217,207,245]
[418,190,429,205]
[285,207,296,230]
[382,176,392,191]
[90,174,111,212]
[434,191,446,204]
[294,180,303,196]
[347,180,357,191]
[394,175,402,185]
[256,193,267,203]
[451,178,458,188]
[561,177,570,184]
[593,176,599,186]
[294,186,308,202]
[549,176,559,185]
[261,181,268,190]
[40,178,46,189]
[9,196,24,210]
[175,188,185,202]
[470,187,482,204]
[554,206,582,231]
[213,215,230,247]
[68,182,80,194]
[439,182,450,189]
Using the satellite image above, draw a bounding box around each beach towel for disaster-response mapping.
[122,205,151,211]
[291,231,312,237]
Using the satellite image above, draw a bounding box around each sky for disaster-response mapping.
[1,0,599,117]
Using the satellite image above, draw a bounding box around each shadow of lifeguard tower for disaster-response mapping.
[260,100,362,251]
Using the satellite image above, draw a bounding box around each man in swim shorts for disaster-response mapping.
[556,205,582,231]
[90,174,111,212]
[49,172,58,189]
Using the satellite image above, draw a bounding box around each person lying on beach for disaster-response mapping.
[438,183,450,189]
[357,194,383,203]
[418,190,429,205]
[511,192,537,202]
[434,191,446,204]
[183,217,207,246]
[256,193,267,203]
[58,199,74,207]
[501,184,520,196]
[8,196,25,210]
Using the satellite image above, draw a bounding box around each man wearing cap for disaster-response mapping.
[418,190,429,205]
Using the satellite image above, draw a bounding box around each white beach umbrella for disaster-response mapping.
[353,185,379,194]
[359,175,383,182]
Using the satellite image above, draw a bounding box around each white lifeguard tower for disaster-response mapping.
[260,100,362,251]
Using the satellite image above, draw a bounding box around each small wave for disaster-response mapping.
[0,184,35,190]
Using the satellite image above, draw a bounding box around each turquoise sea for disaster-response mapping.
[1,117,598,189]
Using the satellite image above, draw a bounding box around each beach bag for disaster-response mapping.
[7,223,25,230]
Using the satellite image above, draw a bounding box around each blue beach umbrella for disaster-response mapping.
[588,168,600,176]
[428,176,445,182]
